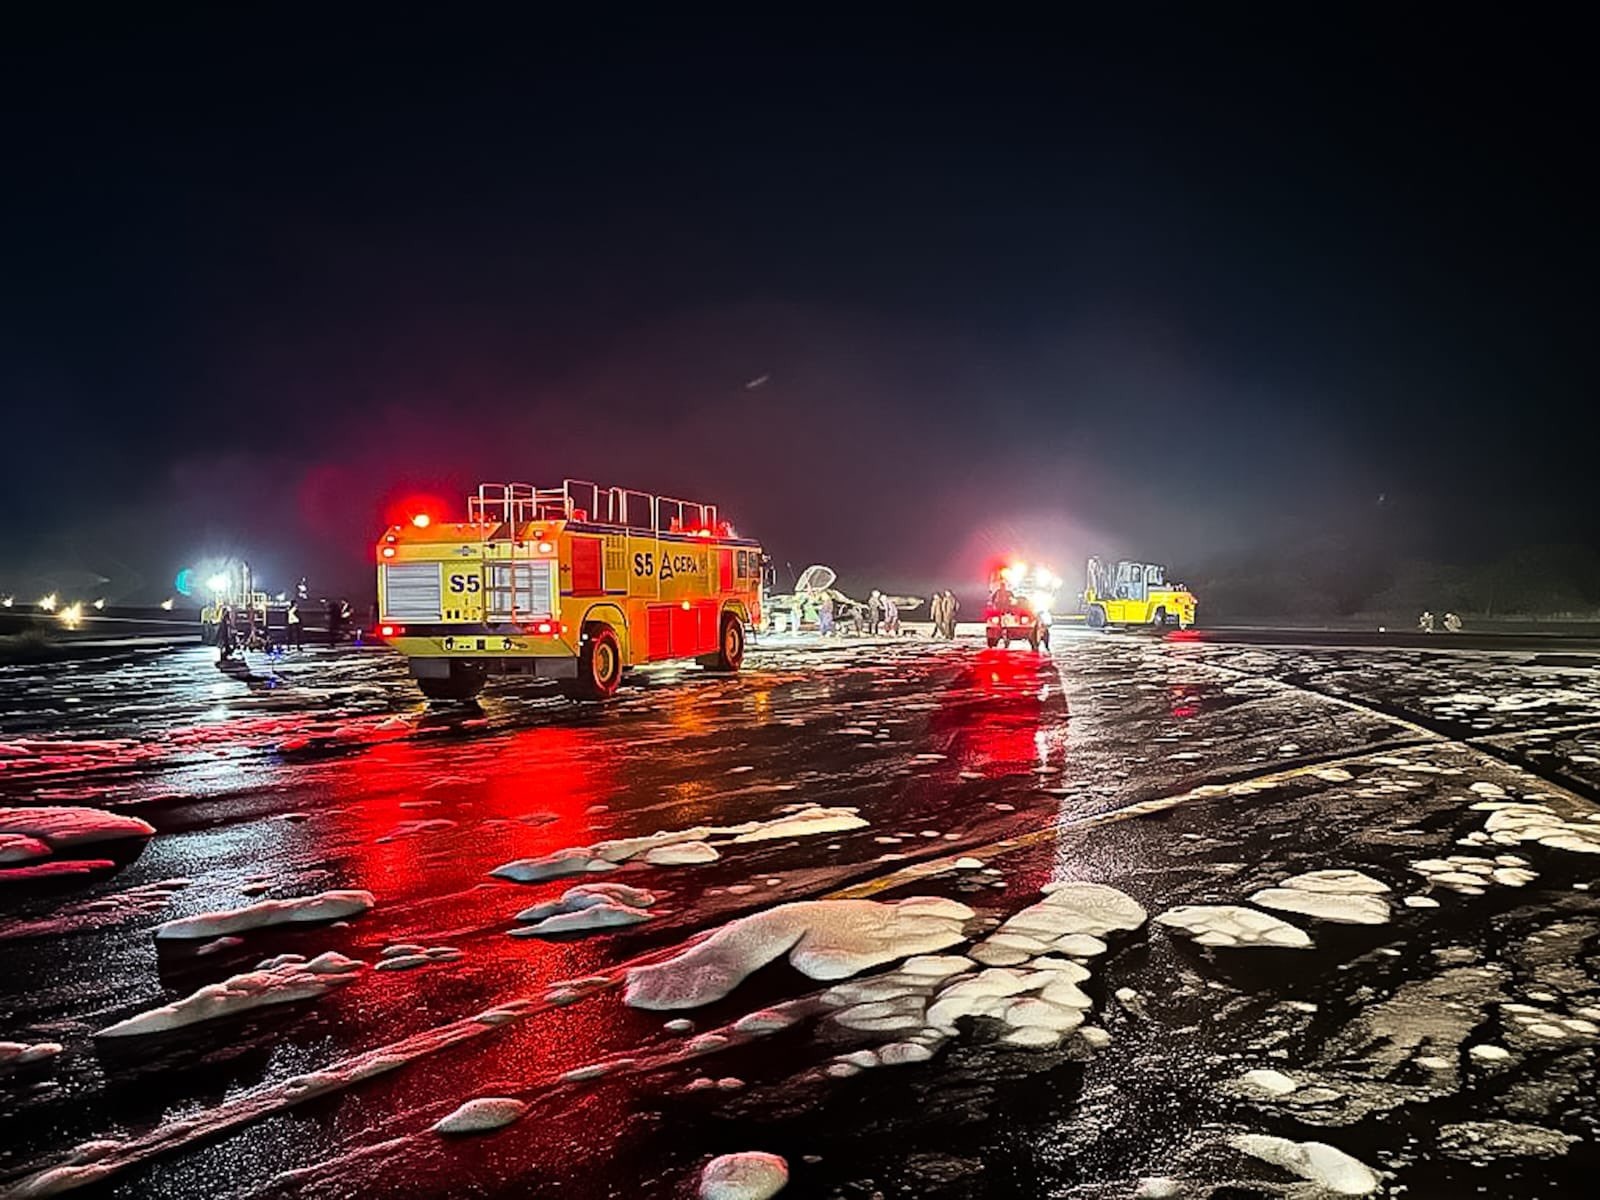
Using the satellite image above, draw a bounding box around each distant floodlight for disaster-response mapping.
[93,598,106,610]
[207,573,230,594]
[39,593,57,612]
[159,598,175,611]
[58,602,83,629]
[1,596,12,608]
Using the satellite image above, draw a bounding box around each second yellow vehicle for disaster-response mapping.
[1082,556,1197,630]
[376,481,763,701]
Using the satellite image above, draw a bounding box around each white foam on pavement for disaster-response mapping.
[0,1040,64,1066]
[155,891,375,940]
[1249,888,1391,926]
[494,805,868,883]
[624,897,973,1010]
[1230,1134,1378,1195]
[698,1151,789,1199]
[431,1097,528,1134]
[513,882,656,935]
[0,834,52,864]
[97,952,364,1037]
[1156,905,1312,949]
[490,848,619,883]
[1275,869,1389,895]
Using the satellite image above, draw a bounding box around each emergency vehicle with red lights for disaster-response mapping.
[984,561,1060,651]
[376,481,763,701]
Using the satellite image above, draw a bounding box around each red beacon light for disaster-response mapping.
[380,624,404,637]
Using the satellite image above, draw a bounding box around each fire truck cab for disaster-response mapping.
[376,481,762,702]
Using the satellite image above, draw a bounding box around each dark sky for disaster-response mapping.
[2,15,1594,602]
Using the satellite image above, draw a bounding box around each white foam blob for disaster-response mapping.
[1156,905,1312,949]
[431,1097,528,1134]
[155,891,374,940]
[1230,1134,1379,1194]
[625,897,972,1011]
[1249,888,1391,926]
[698,1151,789,1200]
[97,952,363,1037]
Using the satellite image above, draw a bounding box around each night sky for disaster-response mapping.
[3,16,1594,607]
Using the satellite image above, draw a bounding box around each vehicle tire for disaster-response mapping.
[712,613,745,672]
[571,625,623,700]
[985,629,1000,648]
[417,661,487,701]
[1152,607,1167,629]
[1086,605,1107,630]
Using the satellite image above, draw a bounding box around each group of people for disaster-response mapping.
[792,588,962,639]
[865,590,901,636]
[214,595,354,663]
[928,589,961,638]
[1418,611,1464,633]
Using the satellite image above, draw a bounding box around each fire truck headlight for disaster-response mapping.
[207,574,230,594]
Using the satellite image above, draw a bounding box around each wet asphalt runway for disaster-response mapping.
[3,629,1600,1198]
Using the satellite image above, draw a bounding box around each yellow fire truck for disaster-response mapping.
[376,481,763,701]
[1082,556,1197,630]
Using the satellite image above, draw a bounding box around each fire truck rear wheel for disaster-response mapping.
[1028,628,1040,651]
[712,613,745,672]
[572,625,623,700]
[1087,605,1107,630]
[418,661,487,701]
[985,629,1000,648]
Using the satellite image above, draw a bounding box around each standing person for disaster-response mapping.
[867,590,883,636]
[325,598,339,646]
[929,592,945,638]
[336,598,353,645]
[216,605,236,662]
[818,592,835,636]
[883,594,900,636]
[942,589,960,638]
[286,601,303,650]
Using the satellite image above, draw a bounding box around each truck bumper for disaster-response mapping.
[408,655,577,680]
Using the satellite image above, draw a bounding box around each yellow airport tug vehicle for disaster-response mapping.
[376,481,763,701]
[1081,556,1197,630]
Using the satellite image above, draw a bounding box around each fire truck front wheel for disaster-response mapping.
[1086,605,1107,630]
[570,625,623,700]
[985,628,1000,648]
[417,661,487,702]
